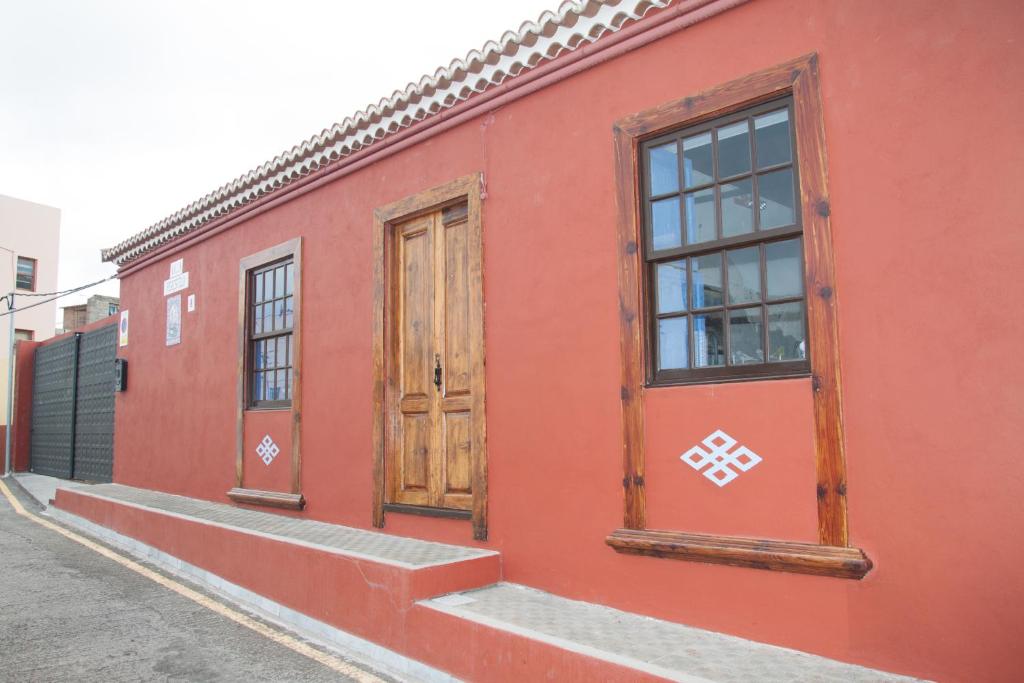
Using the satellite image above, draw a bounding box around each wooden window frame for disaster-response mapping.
[227,238,305,511]
[15,256,36,292]
[641,96,810,386]
[371,173,489,540]
[246,258,296,410]
[607,55,871,579]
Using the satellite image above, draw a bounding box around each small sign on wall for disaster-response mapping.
[166,295,181,346]
[118,310,129,347]
[170,258,184,276]
[163,271,189,296]
[187,294,196,312]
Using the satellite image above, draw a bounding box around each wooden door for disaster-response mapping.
[387,202,477,511]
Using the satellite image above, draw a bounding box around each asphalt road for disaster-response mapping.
[0,480,396,683]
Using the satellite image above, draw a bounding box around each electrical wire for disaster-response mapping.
[0,274,117,317]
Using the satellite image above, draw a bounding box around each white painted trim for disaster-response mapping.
[62,487,497,570]
[46,506,459,683]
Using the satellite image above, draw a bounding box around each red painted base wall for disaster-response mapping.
[110,2,1024,681]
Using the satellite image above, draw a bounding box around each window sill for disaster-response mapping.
[606,528,872,579]
[227,487,304,510]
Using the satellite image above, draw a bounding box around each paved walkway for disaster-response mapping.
[0,478,397,683]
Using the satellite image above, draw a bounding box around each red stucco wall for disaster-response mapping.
[110,1,1024,680]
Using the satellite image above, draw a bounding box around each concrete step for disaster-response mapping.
[417,583,921,683]
[51,483,500,654]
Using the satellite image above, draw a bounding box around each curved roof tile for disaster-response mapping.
[103,0,673,264]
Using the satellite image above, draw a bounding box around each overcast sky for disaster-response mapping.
[0,0,558,307]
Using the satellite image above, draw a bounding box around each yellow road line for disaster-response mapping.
[0,478,385,683]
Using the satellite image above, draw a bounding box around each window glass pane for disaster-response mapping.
[253,305,263,335]
[262,303,273,332]
[767,302,806,362]
[684,188,716,244]
[276,370,287,400]
[651,197,681,251]
[16,258,34,289]
[658,317,688,370]
[682,132,713,188]
[758,168,796,229]
[265,370,278,401]
[274,299,285,330]
[264,270,274,301]
[691,253,723,308]
[716,121,750,178]
[656,261,687,313]
[766,238,803,299]
[729,307,764,364]
[288,335,294,365]
[727,246,761,304]
[284,296,294,329]
[253,371,264,402]
[277,336,288,369]
[755,109,791,168]
[286,370,293,400]
[274,266,285,300]
[253,272,265,304]
[266,337,276,368]
[721,178,754,237]
[252,341,263,370]
[285,263,294,296]
[693,312,725,367]
[648,143,679,196]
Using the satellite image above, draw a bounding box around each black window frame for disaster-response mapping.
[15,256,36,291]
[246,257,295,409]
[640,96,811,386]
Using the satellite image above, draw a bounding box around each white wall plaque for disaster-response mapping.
[166,295,181,346]
[170,258,184,276]
[163,271,189,296]
[118,310,129,347]
[187,294,196,312]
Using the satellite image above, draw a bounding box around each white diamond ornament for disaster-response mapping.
[680,429,762,487]
[255,434,281,466]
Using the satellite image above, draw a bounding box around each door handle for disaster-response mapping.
[434,354,442,390]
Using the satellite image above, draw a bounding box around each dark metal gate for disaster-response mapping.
[29,324,116,482]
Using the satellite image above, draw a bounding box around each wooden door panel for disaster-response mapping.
[443,216,471,397]
[444,412,473,497]
[400,221,433,400]
[399,413,431,505]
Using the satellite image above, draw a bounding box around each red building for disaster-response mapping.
[57,1,1024,680]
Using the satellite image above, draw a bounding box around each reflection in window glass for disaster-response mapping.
[727,246,761,304]
[651,197,681,250]
[657,261,687,313]
[729,307,764,364]
[658,317,689,370]
[721,178,754,237]
[682,133,713,188]
[768,302,806,361]
[766,238,803,299]
[716,121,750,178]
[691,253,722,308]
[758,168,795,229]
[755,109,791,168]
[649,143,679,196]
[693,312,725,367]
[685,188,716,244]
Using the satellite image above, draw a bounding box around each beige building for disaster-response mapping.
[61,294,119,332]
[0,194,61,426]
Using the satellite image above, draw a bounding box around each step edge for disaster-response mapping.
[56,486,498,570]
[418,598,712,683]
[45,506,460,683]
